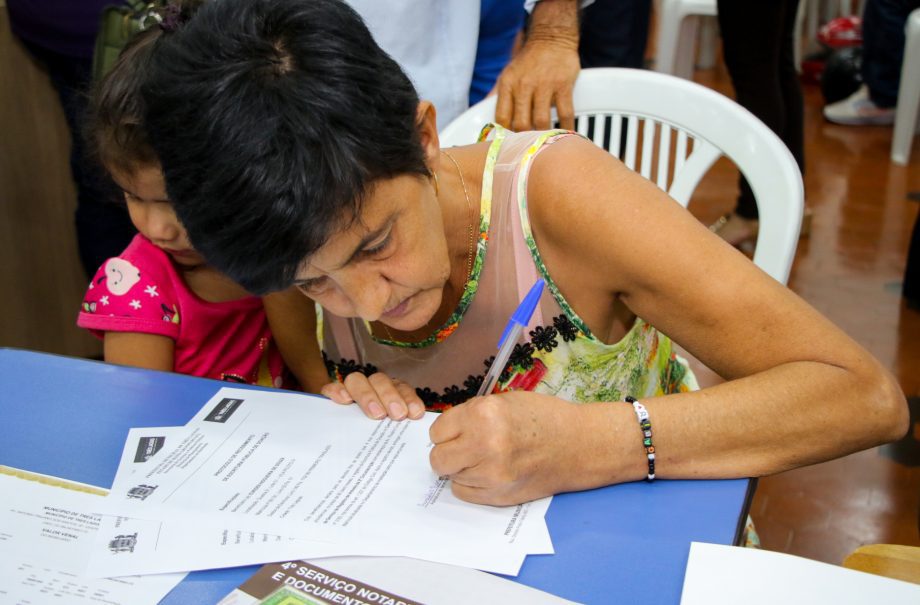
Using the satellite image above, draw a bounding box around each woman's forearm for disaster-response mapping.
[578,359,907,487]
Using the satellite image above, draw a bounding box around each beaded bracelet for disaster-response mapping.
[625,396,656,481]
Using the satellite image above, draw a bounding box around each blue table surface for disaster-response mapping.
[0,349,752,604]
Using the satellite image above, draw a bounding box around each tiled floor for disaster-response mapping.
[687,61,920,565]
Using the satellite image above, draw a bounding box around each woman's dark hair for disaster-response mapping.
[143,0,430,294]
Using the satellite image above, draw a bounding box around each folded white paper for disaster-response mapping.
[681,542,920,605]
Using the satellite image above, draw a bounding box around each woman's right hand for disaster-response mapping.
[320,372,426,421]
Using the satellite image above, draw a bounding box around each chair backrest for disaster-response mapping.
[439,68,804,285]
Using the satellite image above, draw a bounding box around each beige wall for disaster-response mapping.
[0,5,102,357]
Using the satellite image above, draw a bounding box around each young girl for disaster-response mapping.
[78,24,328,392]
[140,0,907,506]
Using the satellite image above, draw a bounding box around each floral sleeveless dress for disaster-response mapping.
[320,125,697,410]
[320,125,762,546]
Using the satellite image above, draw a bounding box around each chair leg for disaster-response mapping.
[674,15,701,79]
[655,0,683,74]
[806,0,820,41]
[655,0,715,79]
[891,11,920,166]
[697,16,718,70]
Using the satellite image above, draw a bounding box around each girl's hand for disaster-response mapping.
[320,372,426,421]
[428,391,618,506]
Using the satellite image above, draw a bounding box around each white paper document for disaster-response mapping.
[680,542,920,605]
[0,467,185,605]
[93,388,551,576]
[86,426,534,578]
[88,486,537,578]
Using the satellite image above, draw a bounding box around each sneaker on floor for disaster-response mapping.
[823,85,895,126]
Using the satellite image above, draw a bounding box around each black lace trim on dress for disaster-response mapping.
[325,315,576,412]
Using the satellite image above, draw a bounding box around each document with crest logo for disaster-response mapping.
[85,427,434,578]
[93,388,551,576]
[0,467,185,604]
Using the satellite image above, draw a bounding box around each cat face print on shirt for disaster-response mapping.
[103,258,141,295]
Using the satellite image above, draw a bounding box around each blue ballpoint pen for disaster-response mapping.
[476,278,546,397]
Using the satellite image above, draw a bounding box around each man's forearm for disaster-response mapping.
[527,0,580,49]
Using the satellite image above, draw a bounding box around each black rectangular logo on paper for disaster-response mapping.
[134,436,165,462]
[204,397,244,423]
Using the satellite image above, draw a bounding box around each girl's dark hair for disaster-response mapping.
[87,27,163,175]
[143,0,430,294]
[87,1,205,176]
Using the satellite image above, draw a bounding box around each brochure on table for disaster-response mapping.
[218,558,580,605]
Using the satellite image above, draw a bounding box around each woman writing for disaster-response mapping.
[138,0,908,506]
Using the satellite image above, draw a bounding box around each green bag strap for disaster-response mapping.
[91,1,167,83]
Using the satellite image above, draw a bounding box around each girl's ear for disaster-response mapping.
[416,101,440,172]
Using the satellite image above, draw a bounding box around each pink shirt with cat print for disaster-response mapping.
[78,234,292,388]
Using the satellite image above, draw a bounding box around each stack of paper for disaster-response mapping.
[0,467,186,604]
[85,387,554,579]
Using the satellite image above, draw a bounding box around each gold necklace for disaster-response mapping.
[442,149,476,281]
[378,151,477,344]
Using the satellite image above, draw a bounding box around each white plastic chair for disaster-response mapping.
[439,68,804,285]
[655,0,864,79]
[654,0,718,79]
[891,8,920,166]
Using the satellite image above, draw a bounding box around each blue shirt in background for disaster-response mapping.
[471,0,526,106]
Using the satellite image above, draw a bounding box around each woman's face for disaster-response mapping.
[293,173,451,332]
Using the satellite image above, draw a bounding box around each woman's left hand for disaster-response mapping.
[429,391,618,506]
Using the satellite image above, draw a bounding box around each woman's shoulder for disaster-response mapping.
[522,133,667,296]
[525,134,633,229]
[528,130,622,178]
